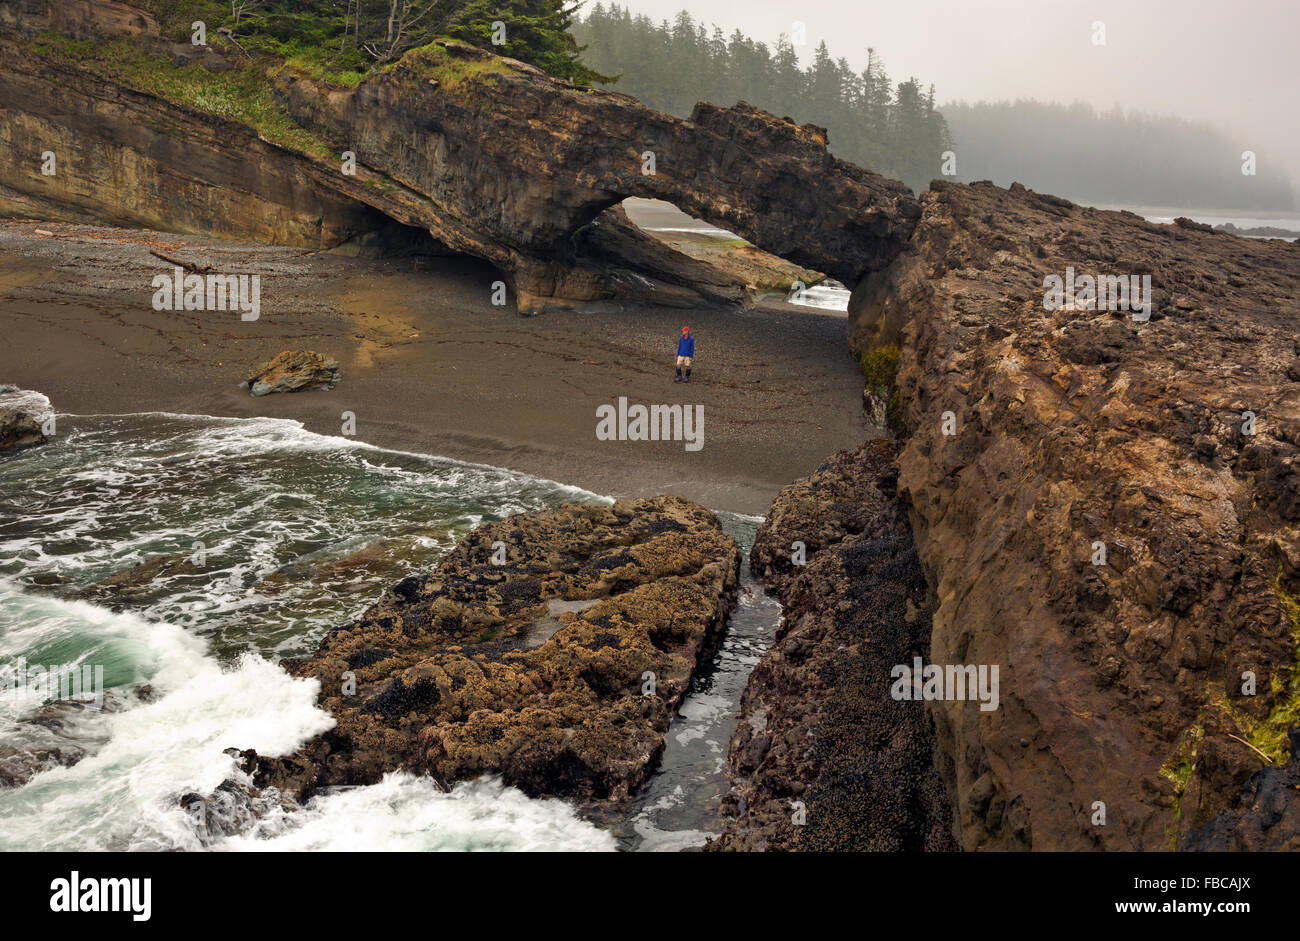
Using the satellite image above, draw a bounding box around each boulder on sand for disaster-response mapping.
[0,409,47,451]
[245,351,340,396]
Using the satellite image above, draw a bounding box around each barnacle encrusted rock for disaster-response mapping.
[247,496,740,803]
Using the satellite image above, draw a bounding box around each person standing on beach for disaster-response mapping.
[675,325,695,382]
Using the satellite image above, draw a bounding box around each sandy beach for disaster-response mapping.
[0,220,873,514]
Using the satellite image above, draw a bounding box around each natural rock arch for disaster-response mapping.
[271,41,921,311]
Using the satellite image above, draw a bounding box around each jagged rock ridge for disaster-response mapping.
[710,440,955,851]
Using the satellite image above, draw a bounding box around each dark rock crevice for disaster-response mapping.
[709,440,956,851]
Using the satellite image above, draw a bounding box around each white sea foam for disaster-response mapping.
[0,586,609,852]
[0,584,332,850]
[0,400,626,851]
[0,385,52,414]
[58,408,611,502]
[0,404,612,658]
[216,773,616,852]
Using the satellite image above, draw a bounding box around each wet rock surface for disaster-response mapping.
[710,440,955,851]
[246,496,740,804]
[0,409,46,451]
[245,350,340,396]
[0,699,113,789]
[852,180,1300,849]
[79,550,209,609]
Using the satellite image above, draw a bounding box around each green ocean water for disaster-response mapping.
[0,391,779,851]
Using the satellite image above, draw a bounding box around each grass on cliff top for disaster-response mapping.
[391,41,511,88]
[128,0,227,35]
[282,48,366,89]
[31,32,333,158]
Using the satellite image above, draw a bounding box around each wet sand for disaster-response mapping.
[0,221,874,514]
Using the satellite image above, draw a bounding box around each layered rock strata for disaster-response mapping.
[0,0,917,311]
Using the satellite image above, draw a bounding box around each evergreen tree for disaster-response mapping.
[445,0,612,82]
[570,6,951,192]
[202,0,611,83]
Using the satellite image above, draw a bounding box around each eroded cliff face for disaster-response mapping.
[850,181,1300,849]
[0,3,448,250]
[0,0,917,311]
[271,42,917,309]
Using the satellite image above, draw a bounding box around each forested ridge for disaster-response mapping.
[572,3,950,194]
[574,3,1296,210]
[942,100,1295,211]
[135,0,609,83]
[131,2,1295,209]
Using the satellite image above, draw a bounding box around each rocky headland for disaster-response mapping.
[243,496,740,804]
[3,0,1299,852]
[850,183,1300,850]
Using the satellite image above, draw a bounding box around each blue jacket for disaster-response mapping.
[677,334,695,357]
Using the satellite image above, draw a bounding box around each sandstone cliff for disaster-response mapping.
[0,0,916,311]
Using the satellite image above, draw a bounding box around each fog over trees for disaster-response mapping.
[574,4,1297,210]
[942,100,1296,211]
[572,4,951,194]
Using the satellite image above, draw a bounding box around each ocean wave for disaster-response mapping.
[0,584,331,851]
[0,584,615,852]
[0,403,613,658]
[215,773,616,852]
[55,408,611,502]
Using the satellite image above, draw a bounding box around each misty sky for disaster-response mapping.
[608,0,1300,183]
